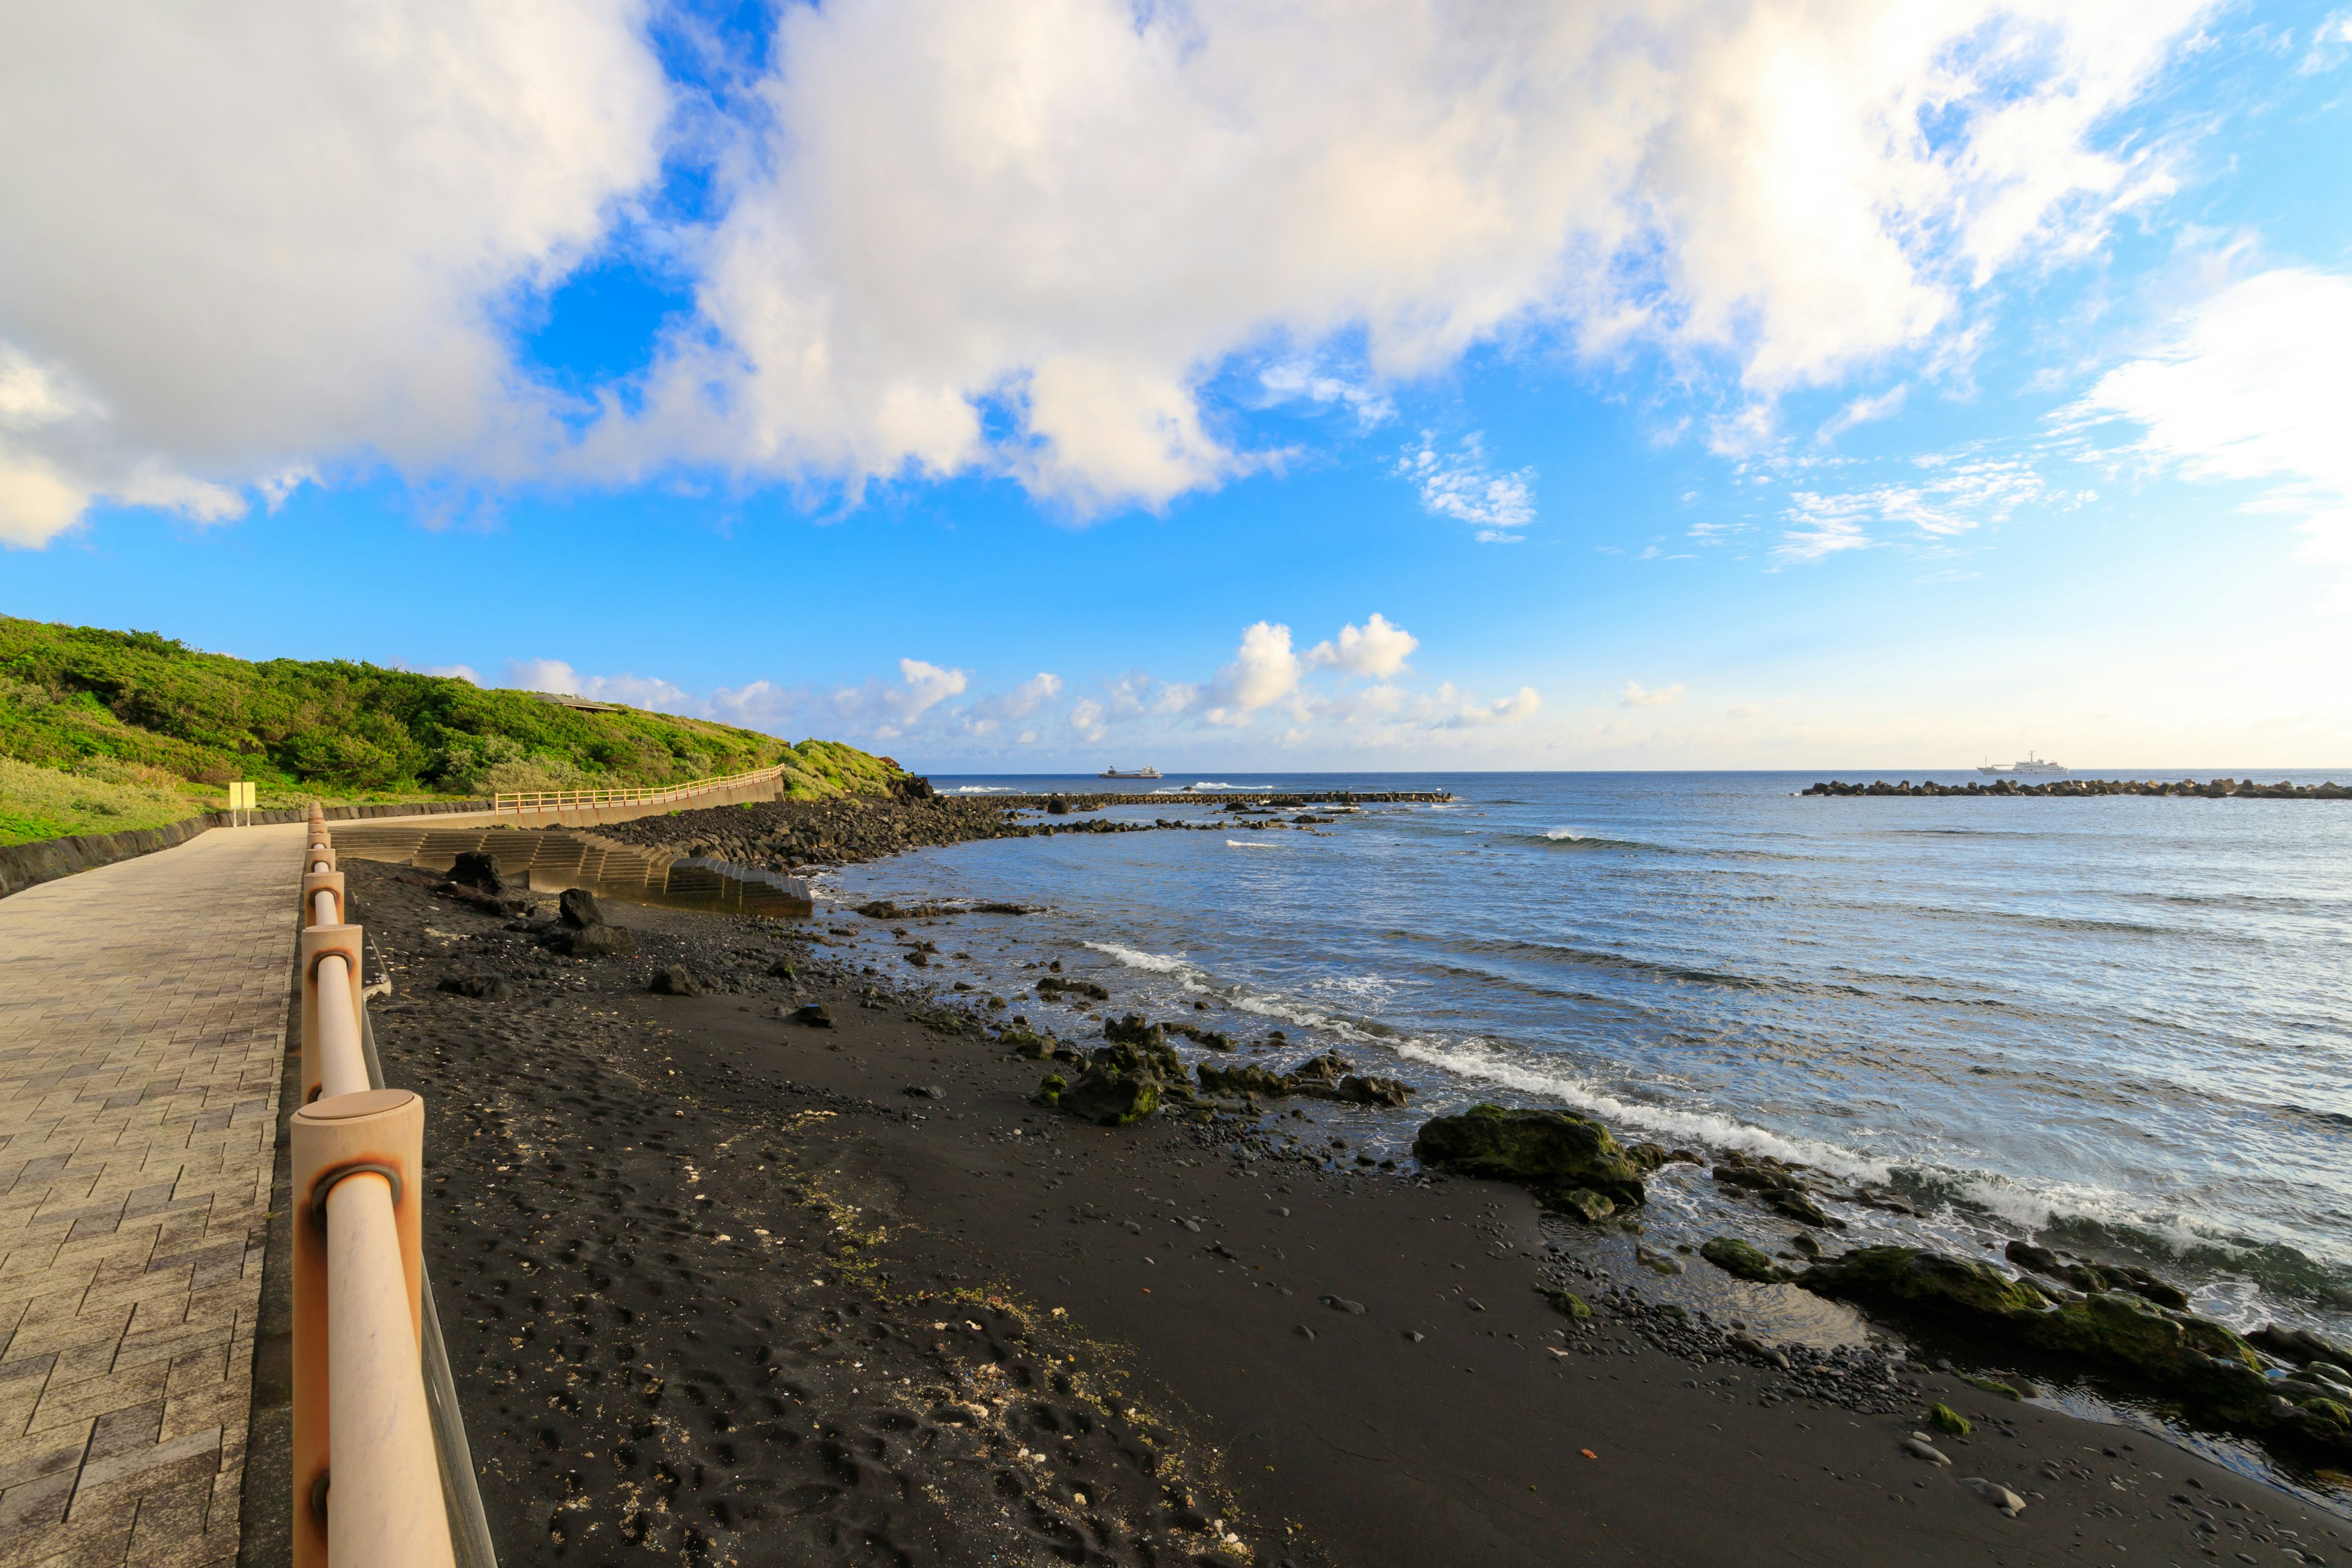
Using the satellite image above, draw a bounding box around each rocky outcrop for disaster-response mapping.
[1795,1246,2349,1455]
[1410,1104,1648,1214]
[1700,1237,1790,1283]
[2005,1240,2190,1308]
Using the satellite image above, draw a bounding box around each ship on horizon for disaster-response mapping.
[1098,765,1163,778]
[1978,752,2070,778]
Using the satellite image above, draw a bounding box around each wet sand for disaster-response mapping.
[347,858,2350,1567]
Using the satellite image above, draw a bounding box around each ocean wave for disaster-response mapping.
[953,785,1022,793]
[1391,1036,1891,1181]
[1534,828,1664,851]
[1083,941,1199,978]
[1226,839,1287,849]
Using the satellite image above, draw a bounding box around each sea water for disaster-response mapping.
[813,770,2352,1346]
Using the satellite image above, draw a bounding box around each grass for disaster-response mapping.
[0,615,908,845]
[0,756,216,846]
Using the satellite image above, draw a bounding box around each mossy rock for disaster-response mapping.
[1926,1403,1971,1436]
[1197,1061,1289,1098]
[1700,1237,1790,1283]
[1032,1072,1068,1107]
[1057,1066,1160,1126]
[1001,1027,1054,1059]
[1539,1286,1593,1321]
[1961,1374,2024,1401]
[1555,1188,1616,1223]
[1410,1104,1648,1210]
[1797,1246,2051,1321]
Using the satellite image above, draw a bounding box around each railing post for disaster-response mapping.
[299,924,369,1103]
[290,1089,452,1568]
[302,870,347,927]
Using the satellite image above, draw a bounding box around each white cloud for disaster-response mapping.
[420,663,481,685]
[883,659,971,723]
[1305,613,1419,677]
[1818,384,1909,442]
[1396,434,1535,541]
[1434,684,1543,728]
[2068,266,2352,604]
[497,658,698,713]
[965,671,1063,733]
[1774,447,2086,561]
[1623,680,1686,707]
[1,0,2212,539]
[1204,622,1302,726]
[504,658,582,696]
[0,0,669,546]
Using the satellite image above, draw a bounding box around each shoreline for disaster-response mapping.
[348,849,2351,1564]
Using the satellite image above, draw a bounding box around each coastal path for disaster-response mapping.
[0,822,309,1567]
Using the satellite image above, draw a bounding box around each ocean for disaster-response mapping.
[809,770,2352,1349]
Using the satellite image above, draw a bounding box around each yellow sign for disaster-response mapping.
[228,782,255,811]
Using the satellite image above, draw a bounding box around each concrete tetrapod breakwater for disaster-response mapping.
[1804,777,2351,797]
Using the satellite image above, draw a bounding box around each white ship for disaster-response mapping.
[1098,766,1163,779]
[1978,753,2070,778]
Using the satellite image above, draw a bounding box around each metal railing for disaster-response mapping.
[290,804,491,1568]
[491,760,790,816]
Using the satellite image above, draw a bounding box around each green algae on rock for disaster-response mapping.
[1700,1236,1791,1283]
[1797,1245,2351,1457]
[1410,1104,1648,1213]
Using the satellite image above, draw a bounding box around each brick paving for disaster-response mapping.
[0,824,306,1568]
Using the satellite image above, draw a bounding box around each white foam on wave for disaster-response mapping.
[1083,941,1198,978]
[953,785,1020,793]
[1391,1036,1891,1182]
[1545,827,1586,841]
[1226,839,1286,849]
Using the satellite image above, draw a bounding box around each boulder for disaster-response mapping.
[1554,1188,1615,1223]
[1539,1286,1593,1321]
[446,851,503,892]
[1411,1104,1649,1212]
[1196,1062,1290,1098]
[649,965,706,997]
[793,1003,834,1028]
[767,959,796,981]
[437,974,510,1001]
[1700,1237,1790,1283]
[1798,1246,2052,1322]
[559,888,605,929]
[1057,1066,1160,1126]
[2249,1324,2352,1369]
[561,924,635,958]
[1037,976,1110,1001]
[1331,1074,1413,1108]
[1104,1013,1167,1049]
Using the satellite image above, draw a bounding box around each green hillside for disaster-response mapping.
[0,615,904,845]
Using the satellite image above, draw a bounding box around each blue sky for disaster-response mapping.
[4,0,2350,770]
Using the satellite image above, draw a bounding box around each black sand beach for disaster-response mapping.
[347,853,2351,1567]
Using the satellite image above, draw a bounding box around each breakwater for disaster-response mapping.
[1000,790,1453,807]
[1805,776,2350,797]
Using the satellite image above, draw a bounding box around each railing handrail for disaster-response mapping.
[292,811,488,1567]
[492,760,790,815]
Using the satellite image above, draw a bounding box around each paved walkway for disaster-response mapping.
[0,823,306,1568]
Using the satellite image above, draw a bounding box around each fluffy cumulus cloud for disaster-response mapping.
[0,0,2210,544]
[0,0,669,546]
[2068,267,2352,606]
[1396,435,1536,543]
[467,611,1530,760]
[1623,680,1685,707]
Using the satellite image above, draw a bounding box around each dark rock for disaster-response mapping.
[559,888,605,928]
[1037,976,1110,1001]
[793,1003,835,1028]
[431,881,511,915]
[2249,1324,2352,1368]
[1196,1062,1290,1098]
[1286,1050,1355,1085]
[903,1084,944,1099]
[1553,1188,1615,1223]
[1173,1023,1235,1051]
[1003,1027,1055,1059]
[1330,1074,1413,1107]
[1625,1142,1670,1172]
[436,974,510,1001]
[648,965,706,997]
[1103,1013,1167,1049]
[1768,1189,1844,1228]
[1046,796,1069,815]
[1411,1104,1649,1211]
[445,851,503,892]
[560,924,635,959]
[1321,1295,1366,1315]
[1700,1237,1791,1283]
[767,959,796,980]
[1055,1066,1159,1126]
